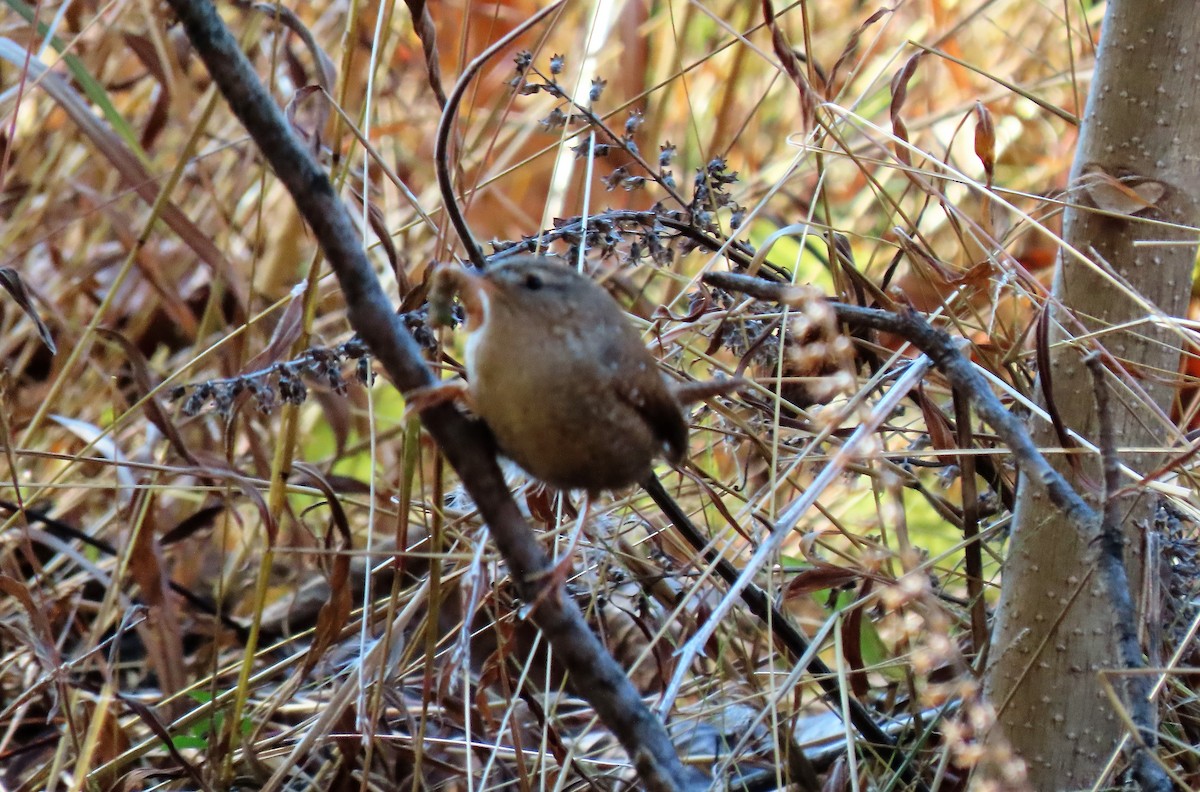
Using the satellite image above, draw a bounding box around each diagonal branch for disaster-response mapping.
[161,2,704,789]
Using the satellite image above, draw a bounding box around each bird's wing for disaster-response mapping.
[612,377,688,465]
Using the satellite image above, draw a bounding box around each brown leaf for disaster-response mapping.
[842,579,873,700]
[364,197,406,294]
[313,388,353,459]
[890,54,920,110]
[125,491,187,697]
[122,32,172,149]
[761,0,817,128]
[403,0,449,107]
[783,563,861,599]
[1077,163,1166,216]
[116,693,206,788]
[0,575,60,666]
[821,755,850,792]
[283,83,328,154]
[524,485,561,527]
[916,387,957,452]
[890,52,923,165]
[827,8,893,95]
[973,101,995,186]
[892,117,911,166]
[0,267,55,353]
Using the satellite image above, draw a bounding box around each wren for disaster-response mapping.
[429,256,687,492]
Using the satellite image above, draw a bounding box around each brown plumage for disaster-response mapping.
[433,256,687,492]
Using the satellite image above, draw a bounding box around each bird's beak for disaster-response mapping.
[429,265,492,331]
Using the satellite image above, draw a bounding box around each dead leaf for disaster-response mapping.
[1078,163,1166,216]
[974,101,995,186]
[890,52,924,166]
[916,388,956,452]
[0,267,55,353]
[784,563,861,599]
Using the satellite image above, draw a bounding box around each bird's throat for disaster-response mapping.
[463,288,490,375]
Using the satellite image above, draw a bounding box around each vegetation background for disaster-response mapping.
[1,0,1197,790]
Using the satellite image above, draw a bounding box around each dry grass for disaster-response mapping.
[1,0,1197,790]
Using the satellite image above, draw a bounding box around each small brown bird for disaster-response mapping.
[429,256,687,492]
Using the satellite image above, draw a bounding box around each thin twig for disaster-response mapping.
[1086,354,1171,792]
[524,65,689,209]
[953,388,987,654]
[434,3,565,270]
[660,349,936,714]
[642,474,929,792]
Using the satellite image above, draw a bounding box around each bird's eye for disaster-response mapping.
[523,273,544,291]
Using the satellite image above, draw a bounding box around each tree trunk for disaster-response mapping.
[985,1,1200,787]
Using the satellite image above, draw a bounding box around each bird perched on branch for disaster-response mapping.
[426,255,691,494]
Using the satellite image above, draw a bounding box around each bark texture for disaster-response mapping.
[985,1,1200,787]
